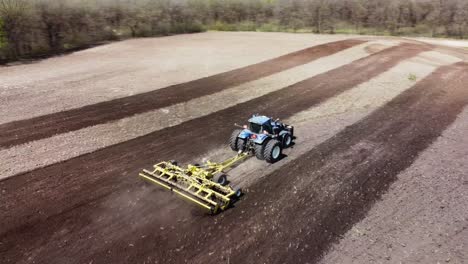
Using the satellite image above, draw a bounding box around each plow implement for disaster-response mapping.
[139,153,249,213]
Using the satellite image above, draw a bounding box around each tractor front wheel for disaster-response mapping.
[263,140,282,163]
[282,134,292,148]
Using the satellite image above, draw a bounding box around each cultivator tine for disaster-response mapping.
[139,172,215,211]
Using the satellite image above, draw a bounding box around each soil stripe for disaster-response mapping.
[187,62,468,264]
[0,43,426,238]
[0,40,365,149]
[0,42,380,179]
[227,51,460,189]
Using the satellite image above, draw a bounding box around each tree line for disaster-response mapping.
[1,0,468,63]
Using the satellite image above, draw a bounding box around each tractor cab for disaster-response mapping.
[248,115,286,136]
[248,115,273,134]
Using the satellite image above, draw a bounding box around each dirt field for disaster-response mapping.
[0,32,467,264]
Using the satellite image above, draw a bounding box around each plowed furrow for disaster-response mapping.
[0,41,376,179]
[0,40,365,149]
[0,44,426,261]
[181,62,468,264]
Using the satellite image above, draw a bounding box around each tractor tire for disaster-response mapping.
[288,126,294,138]
[254,142,266,160]
[213,174,228,186]
[282,134,293,148]
[263,140,282,163]
[236,137,247,152]
[229,129,242,151]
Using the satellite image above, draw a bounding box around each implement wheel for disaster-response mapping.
[263,140,282,163]
[234,187,242,198]
[213,174,228,186]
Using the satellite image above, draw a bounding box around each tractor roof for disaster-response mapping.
[248,115,271,125]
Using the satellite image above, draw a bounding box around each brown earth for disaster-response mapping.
[0,33,467,264]
[0,42,425,234]
[0,39,364,149]
[3,58,466,264]
[0,32,355,125]
[80,62,468,264]
[320,108,468,264]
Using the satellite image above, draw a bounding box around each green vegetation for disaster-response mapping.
[0,17,5,48]
[408,74,417,82]
[1,0,468,63]
[0,8,8,61]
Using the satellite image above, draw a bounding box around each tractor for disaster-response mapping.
[229,114,294,163]
[139,114,294,213]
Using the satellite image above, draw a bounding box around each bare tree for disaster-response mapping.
[0,0,28,58]
[453,1,468,38]
[2,0,468,63]
[37,2,68,51]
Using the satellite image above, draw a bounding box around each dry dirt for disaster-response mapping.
[0,32,467,264]
[0,40,380,179]
[0,32,352,124]
[320,107,468,264]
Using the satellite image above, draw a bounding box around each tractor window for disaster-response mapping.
[249,122,262,133]
[263,122,273,134]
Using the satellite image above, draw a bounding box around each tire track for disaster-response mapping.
[0,43,425,248]
[181,62,468,264]
[0,40,365,149]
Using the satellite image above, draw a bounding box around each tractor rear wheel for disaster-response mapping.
[263,140,282,163]
[254,142,265,160]
[229,129,242,151]
[236,138,246,152]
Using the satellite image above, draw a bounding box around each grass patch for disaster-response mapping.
[408,74,417,81]
[0,18,6,49]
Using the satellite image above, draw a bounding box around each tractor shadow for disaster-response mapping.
[277,153,288,162]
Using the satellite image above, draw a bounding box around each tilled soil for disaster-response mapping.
[0,33,467,264]
[0,32,353,124]
[192,62,468,264]
[82,62,468,264]
[0,41,377,179]
[0,39,364,149]
[0,42,426,235]
[320,107,468,264]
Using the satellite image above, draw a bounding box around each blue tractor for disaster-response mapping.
[229,114,294,163]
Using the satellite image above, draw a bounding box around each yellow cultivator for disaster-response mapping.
[139,153,249,213]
